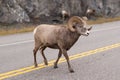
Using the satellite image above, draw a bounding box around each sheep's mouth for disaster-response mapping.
[82,33,89,36]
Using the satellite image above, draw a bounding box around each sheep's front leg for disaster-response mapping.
[54,50,62,68]
[62,49,74,73]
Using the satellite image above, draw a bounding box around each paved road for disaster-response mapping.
[0,21,120,80]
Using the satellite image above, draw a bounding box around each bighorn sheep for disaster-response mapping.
[33,16,92,73]
[86,9,96,19]
[61,10,70,22]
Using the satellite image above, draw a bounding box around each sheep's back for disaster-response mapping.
[34,24,65,45]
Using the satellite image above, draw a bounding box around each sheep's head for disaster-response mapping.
[67,16,92,36]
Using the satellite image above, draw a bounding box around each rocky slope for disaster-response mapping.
[0,0,120,24]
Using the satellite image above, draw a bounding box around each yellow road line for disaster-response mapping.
[0,43,120,80]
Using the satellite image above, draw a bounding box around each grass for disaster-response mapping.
[0,23,36,36]
[0,17,120,36]
[0,27,35,35]
[87,17,120,25]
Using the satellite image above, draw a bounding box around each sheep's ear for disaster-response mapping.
[72,22,77,28]
[82,16,88,21]
[68,22,77,32]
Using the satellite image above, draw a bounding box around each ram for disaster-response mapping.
[86,9,96,19]
[61,10,70,21]
[33,16,92,73]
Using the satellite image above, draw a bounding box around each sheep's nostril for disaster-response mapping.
[87,33,89,35]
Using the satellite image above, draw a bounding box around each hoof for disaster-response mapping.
[69,69,74,73]
[34,64,38,68]
[70,70,74,73]
[45,62,48,65]
[44,60,48,65]
[54,65,58,69]
[54,63,58,69]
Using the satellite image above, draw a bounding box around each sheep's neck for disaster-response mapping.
[68,31,80,49]
[60,29,80,50]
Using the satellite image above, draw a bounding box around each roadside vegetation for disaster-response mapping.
[0,17,120,36]
[87,17,120,25]
[0,23,37,36]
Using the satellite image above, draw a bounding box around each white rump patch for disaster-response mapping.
[33,28,37,35]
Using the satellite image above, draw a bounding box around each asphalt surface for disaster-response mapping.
[0,21,120,80]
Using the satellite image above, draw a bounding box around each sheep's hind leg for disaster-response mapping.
[33,47,39,67]
[40,47,48,65]
[54,50,62,68]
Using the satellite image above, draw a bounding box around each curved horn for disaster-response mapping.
[67,16,83,32]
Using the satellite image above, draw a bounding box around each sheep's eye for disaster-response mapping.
[79,25,83,28]
[78,24,83,28]
[72,25,76,28]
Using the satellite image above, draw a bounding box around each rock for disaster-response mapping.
[0,0,30,24]
[0,0,120,24]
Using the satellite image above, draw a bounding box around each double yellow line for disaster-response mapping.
[0,43,120,80]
